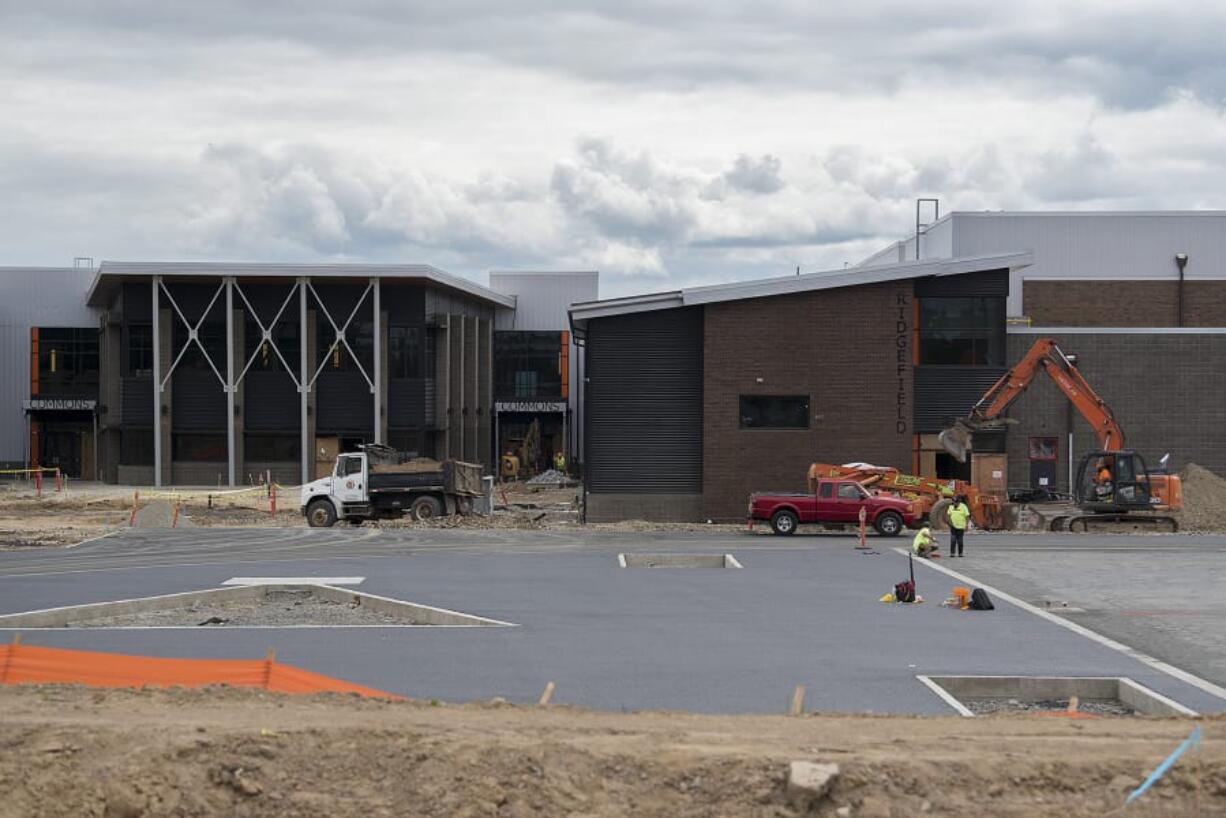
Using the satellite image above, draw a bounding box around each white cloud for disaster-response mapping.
[3,2,1226,296]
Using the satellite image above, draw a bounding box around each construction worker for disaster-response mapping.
[1095,460,1114,500]
[912,526,939,559]
[946,495,970,558]
[553,450,566,474]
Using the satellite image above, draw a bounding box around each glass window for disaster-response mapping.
[318,320,373,374]
[818,483,834,499]
[919,298,1005,366]
[1029,437,1057,461]
[127,324,153,377]
[244,317,299,372]
[37,328,99,395]
[494,331,563,399]
[838,483,864,500]
[172,433,226,462]
[245,435,300,461]
[389,326,423,379]
[172,322,227,371]
[739,395,810,429]
[339,455,362,476]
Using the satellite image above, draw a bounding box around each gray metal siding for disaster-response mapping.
[388,378,427,429]
[121,378,153,426]
[913,366,1007,433]
[315,372,373,434]
[0,268,98,463]
[585,307,702,493]
[489,271,598,331]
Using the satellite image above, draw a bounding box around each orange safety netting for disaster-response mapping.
[0,643,402,700]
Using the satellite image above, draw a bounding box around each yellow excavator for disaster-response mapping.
[940,337,1182,531]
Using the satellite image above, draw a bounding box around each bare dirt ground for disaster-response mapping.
[0,686,1221,818]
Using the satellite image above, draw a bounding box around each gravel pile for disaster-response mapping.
[527,469,569,485]
[72,590,414,628]
[1175,463,1226,533]
[963,698,1134,716]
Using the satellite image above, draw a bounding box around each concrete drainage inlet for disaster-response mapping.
[0,585,516,629]
[618,553,743,569]
[917,675,1198,717]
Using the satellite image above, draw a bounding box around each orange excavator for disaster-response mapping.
[806,462,1005,531]
[939,337,1182,531]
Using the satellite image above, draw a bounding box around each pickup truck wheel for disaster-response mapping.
[410,495,444,521]
[306,500,337,528]
[770,509,799,536]
[874,510,903,537]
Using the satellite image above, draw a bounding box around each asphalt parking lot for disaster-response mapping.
[1,528,1224,715]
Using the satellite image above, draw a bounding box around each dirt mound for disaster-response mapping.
[1,685,1223,818]
[1176,463,1226,533]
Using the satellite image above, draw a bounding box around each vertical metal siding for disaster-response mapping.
[243,370,299,430]
[171,370,226,430]
[0,268,98,463]
[585,307,703,493]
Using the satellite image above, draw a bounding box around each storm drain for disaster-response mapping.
[0,584,515,629]
[617,553,743,569]
[917,675,1197,717]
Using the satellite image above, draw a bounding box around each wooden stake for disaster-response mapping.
[1067,695,1080,714]
[790,684,806,716]
[538,681,556,706]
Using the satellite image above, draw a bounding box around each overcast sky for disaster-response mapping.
[4,2,1226,296]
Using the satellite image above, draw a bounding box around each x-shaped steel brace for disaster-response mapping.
[233,281,302,390]
[307,281,374,392]
[159,280,227,392]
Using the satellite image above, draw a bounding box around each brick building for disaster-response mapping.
[573,211,1226,522]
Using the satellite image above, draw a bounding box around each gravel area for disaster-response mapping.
[70,589,416,628]
[963,698,1135,717]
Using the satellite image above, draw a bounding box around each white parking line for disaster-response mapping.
[895,547,1226,703]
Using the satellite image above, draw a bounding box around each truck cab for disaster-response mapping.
[749,478,920,536]
[301,451,375,527]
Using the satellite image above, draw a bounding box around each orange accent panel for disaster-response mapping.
[559,330,570,400]
[0,644,402,700]
[29,327,38,396]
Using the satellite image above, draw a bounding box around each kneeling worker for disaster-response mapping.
[912,526,939,559]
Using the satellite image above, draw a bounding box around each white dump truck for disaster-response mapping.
[300,444,485,527]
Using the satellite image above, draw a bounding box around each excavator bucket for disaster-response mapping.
[939,420,975,464]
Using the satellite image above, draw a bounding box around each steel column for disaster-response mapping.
[299,277,309,486]
[152,276,162,487]
[372,277,382,445]
[225,276,236,487]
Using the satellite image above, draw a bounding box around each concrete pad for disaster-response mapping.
[787,761,838,810]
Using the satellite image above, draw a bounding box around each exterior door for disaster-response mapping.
[40,429,82,478]
[1028,436,1058,491]
[334,455,366,504]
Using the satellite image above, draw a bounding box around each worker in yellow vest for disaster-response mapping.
[911,526,939,559]
[946,495,971,558]
[553,450,566,474]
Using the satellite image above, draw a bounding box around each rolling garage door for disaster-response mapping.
[584,307,703,493]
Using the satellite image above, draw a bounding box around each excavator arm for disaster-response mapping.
[940,338,1126,462]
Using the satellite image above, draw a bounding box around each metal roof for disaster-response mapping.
[569,251,1033,334]
[86,261,517,308]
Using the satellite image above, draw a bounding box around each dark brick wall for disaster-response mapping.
[1004,332,1226,492]
[702,282,914,522]
[1024,280,1226,327]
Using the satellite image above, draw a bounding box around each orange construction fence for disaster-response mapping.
[0,642,402,700]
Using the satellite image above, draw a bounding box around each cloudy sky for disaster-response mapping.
[4,2,1226,296]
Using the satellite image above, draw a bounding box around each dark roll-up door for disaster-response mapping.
[172,370,226,430]
[585,307,703,493]
[913,366,1007,433]
[244,370,300,431]
[316,371,373,434]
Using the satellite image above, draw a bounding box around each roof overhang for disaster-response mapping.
[86,261,517,309]
[569,251,1033,336]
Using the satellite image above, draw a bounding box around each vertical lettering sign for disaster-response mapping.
[895,290,909,434]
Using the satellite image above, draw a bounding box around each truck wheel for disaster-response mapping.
[410,495,444,521]
[457,496,474,516]
[306,500,337,528]
[928,499,952,531]
[770,509,799,536]
[874,510,903,537]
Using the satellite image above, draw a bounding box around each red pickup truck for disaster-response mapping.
[749,478,920,537]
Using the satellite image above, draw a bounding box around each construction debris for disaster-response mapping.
[527,469,571,485]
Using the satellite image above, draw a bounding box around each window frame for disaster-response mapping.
[738,394,811,430]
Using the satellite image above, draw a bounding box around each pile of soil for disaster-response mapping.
[1,685,1222,817]
[1176,463,1226,533]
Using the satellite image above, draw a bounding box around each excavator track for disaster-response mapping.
[1064,514,1179,534]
